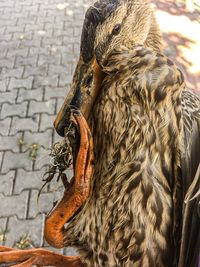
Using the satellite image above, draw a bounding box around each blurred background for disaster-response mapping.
[0,0,199,255]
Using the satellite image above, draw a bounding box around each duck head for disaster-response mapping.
[54,0,163,136]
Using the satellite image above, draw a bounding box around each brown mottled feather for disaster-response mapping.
[60,1,200,266]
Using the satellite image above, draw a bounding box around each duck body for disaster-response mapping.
[63,46,200,267]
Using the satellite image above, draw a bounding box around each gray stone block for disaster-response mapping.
[33,147,51,170]
[48,64,70,75]
[33,74,58,88]
[40,113,55,132]
[0,58,15,68]
[28,99,56,116]
[7,48,28,57]
[38,54,61,66]
[5,214,45,247]
[0,78,9,91]
[1,102,28,119]
[28,189,63,218]
[17,87,44,103]
[0,118,11,135]
[58,73,72,87]
[0,132,22,152]
[0,171,15,195]
[0,191,29,219]
[44,86,67,100]
[20,39,41,48]
[1,67,24,79]
[23,129,53,151]
[0,90,17,104]
[9,76,33,90]
[23,65,48,78]
[2,151,33,173]
[10,115,40,135]
[29,47,49,56]
[15,55,38,68]
[14,168,47,194]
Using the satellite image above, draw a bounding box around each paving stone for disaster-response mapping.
[29,47,49,56]
[48,64,71,75]
[0,191,29,219]
[0,33,12,41]
[1,101,28,119]
[15,55,38,67]
[28,189,63,218]
[24,65,48,78]
[20,38,41,48]
[0,217,7,245]
[44,86,67,100]
[58,73,72,87]
[0,118,11,135]
[0,40,20,49]
[17,17,36,26]
[23,129,53,151]
[56,98,65,113]
[28,99,56,116]
[10,115,40,135]
[8,76,33,90]
[53,28,73,37]
[33,29,53,39]
[0,171,15,195]
[17,87,44,103]
[10,11,29,20]
[34,147,51,170]
[0,58,15,68]
[13,31,32,40]
[1,151,33,173]
[0,152,3,168]
[0,47,8,58]
[0,78,10,91]
[38,54,61,66]
[40,113,55,131]
[6,25,25,34]
[33,74,58,89]
[0,1,15,8]
[0,90,17,104]
[0,218,7,233]
[14,168,47,194]
[0,27,5,34]
[5,214,45,247]
[1,67,24,79]
[0,132,22,152]
[0,0,93,254]
[7,48,28,57]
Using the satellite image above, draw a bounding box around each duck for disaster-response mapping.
[0,0,199,266]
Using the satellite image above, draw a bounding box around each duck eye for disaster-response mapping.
[85,74,93,86]
[112,24,121,35]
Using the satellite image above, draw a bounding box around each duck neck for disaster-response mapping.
[144,14,164,53]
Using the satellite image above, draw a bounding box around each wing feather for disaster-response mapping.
[178,90,200,267]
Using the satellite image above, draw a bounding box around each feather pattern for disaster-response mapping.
[63,46,200,266]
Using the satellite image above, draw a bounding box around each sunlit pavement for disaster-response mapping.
[153,0,200,93]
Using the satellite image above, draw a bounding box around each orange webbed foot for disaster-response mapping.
[0,246,85,267]
[44,113,94,248]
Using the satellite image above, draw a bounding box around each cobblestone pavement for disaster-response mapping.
[0,0,199,257]
[0,0,90,255]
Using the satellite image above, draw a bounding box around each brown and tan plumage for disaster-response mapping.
[0,0,199,266]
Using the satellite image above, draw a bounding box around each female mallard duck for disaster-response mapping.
[0,0,199,266]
